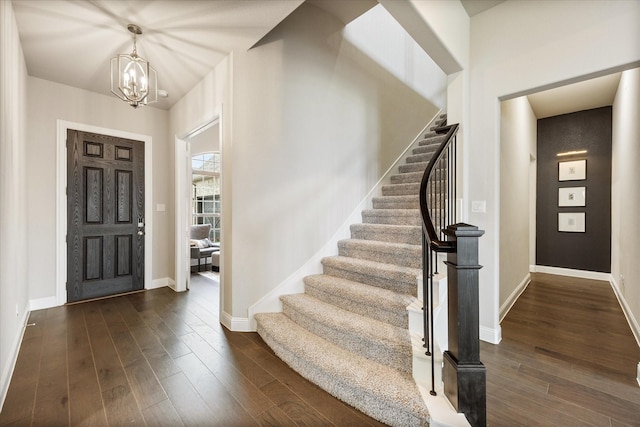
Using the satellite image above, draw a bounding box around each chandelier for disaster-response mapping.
[110,24,157,108]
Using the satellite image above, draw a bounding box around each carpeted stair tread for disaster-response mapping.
[338,238,421,269]
[304,274,415,328]
[321,255,420,296]
[406,152,435,164]
[419,135,446,147]
[391,171,423,185]
[412,145,438,156]
[382,183,421,197]
[255,312,430,427]
[399,162,428,174]
[372,195,419,209]
[362,208,420,226]
[350,223,421,245]
[281,294,412,373]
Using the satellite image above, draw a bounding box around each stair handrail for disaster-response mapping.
[418,121,459,398]
[419,123,459,252]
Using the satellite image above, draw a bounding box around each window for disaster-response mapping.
[192,152,220,242]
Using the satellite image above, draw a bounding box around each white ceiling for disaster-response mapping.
[11,0,303,109]
[527,73,621,119]
[11,0,620,118]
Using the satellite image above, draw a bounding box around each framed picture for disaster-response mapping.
[559,159,586,181]
[558,187,586,207]
[558,212,585,232]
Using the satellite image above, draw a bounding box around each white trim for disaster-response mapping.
[0,309,29,411]
[149,277,176,290]
[57,120,153,305]
[609,276,640,349]
[28,296,57,311]
[499,273,530,323]
[247,112,444,330]
[531,265,611,282]
[480,325,501,344]
[221,311,251,332]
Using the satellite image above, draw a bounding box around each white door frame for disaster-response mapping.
[56,120,153,306]
[174,115,221,294]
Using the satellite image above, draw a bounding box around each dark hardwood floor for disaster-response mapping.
[2,272,639,426]
[483,273,640,426]
[0,273,386,427]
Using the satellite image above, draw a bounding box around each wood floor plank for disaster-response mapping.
[84,307,144,425]
[142,399,185,427]
[66,305,108,427]
[31,314,68,426]
[0,334,42,426]
[243,342,387,427]
[174,352,260,426]
[160,372,217,426]
[129,325,181,380]
[180,332,276,417]
[259,380,334,426]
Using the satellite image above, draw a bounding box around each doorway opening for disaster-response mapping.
[175,117,223,323]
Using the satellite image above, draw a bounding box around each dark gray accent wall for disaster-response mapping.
[536,107,611,273]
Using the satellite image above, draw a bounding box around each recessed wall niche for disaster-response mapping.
[536,106,611,273]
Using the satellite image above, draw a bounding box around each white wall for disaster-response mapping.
[228,3,440,319]
[499,96,536,318]
[611,67,640,342]
[467,0,640,343]
[26,78,172,300]
[169,57,230,310]
[0,0,29,406]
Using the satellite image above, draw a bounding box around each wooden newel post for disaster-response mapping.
[442,223,486,427]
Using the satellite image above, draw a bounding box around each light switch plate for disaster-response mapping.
[156,204,166,212]
[471,200,486,213]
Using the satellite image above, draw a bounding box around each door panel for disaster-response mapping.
[67,129,145,302]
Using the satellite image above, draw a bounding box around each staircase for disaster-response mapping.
[255,115,450,427]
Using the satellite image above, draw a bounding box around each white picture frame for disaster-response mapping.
[558,187,586,207]
[558,212,585,232]
[559,159,586,181]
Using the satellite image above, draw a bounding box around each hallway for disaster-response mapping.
[483,273,640,426]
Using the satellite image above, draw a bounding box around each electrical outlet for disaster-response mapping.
[620,275,625,293]
[15,303,19,318]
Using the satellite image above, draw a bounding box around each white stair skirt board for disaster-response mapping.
[247,113,442,330]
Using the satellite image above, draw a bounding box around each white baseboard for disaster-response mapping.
[500,273,530,323]
[29,296,58,311]
[480,325,501,344]
[531,265,611,281]
[0,309,29,412]
[221,311,251,332]
[609,276,640,348]
[149,277,175,290]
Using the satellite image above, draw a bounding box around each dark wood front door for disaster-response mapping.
[67,129,145,302]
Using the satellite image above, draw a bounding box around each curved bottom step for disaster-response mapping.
[255,312,430,427]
